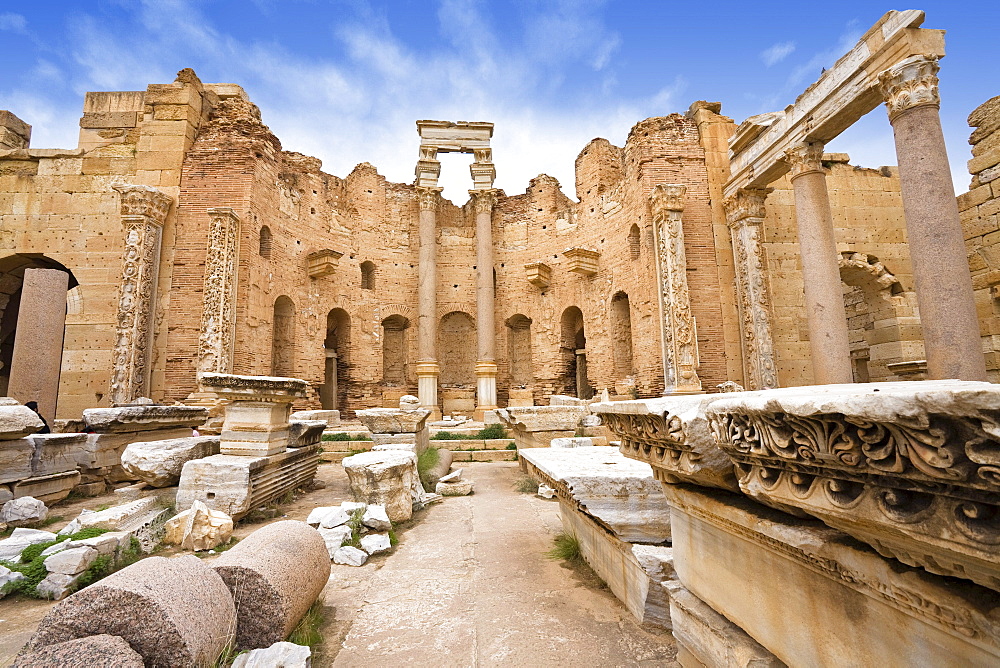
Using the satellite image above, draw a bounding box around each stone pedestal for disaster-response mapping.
[415,361,441,421]
[474,361,498,421]
[356,398,430,456]
[8,268,69,423]
[495,405,588,449]
[342,450,419,522]
[199,373,308,457]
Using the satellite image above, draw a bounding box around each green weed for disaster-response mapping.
[288,601,325,649]
[513,475,538,494]
[546,532,582,563]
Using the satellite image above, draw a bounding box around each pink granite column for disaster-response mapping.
[8,268,69,422]
[880,55,987,381]
[471,188,498,419]
[784,142,854,385]
[415,186,442,418]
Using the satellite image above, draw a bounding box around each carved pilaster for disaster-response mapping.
[469,188,497,214]
[783,141,826,179]
[110,184,172,405]
[197,208,241,375]
[879,55,940,122]
[416,186,442,211]
[650,184,702,393]
[722,188,778,390]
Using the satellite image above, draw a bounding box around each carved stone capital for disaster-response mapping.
[784,142,826,179]
[473,147,492,163]
[468,188,497,214]
[723,187,772,228]
[113,184,172,225]
[879,54,941,122]
[650,183,686,219]
[415,186,442,211]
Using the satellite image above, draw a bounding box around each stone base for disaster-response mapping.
[290,409,340,428]
[13,471,81,504]
[176,445,320,520]
[559,499,673,629]
[665,484,1000,665]
[665,581,784,668]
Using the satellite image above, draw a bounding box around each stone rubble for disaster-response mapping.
[163,500,233,551]
[318,506,351,529]
[36,573,81,601]
[361,504,391,531]
[334,545,368,566]
[0,527,57,562]
[43,546,99,575]
[231,641,312,668]
[537,484,556,499]
[0,496,48,527]
[119,436,220,487]
[342,450,419,522]
[0,563,26,598]
[436,480,474,496]
[360,533,391,555]
[318,526,353,558]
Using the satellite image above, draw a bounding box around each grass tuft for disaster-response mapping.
[546,532,582,562]
[417,447,441,487]
[288,600,326,649]
[513,475,538,494]
[322,432,371,441]
[505,442,517,450]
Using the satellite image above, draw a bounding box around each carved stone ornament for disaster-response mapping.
[197,208,240,375]
[650,184,701,393]
[783,141,826,179]
[879,54,941,122]
[109,185,172,406]
[706,380,1000,591]
[593,395,739,492]
[722,188,778,390]
[415,186,442,211]
[469,188,497,215]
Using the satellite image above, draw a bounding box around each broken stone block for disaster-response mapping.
[29,433,88,477]
[360,533,391,555]
[1,496,48,527]
[0,484,12,504]
[12,471,81,504]
[361,504,391,531]
[422,448,453,487]
[120,436,220,487]
[341,501,366,513]
[342,450,418,523]
[318,526,352,557]
[0,405,44,439]
[24,555,236,666]
[77,497,160,531]
[550,437,594,448]
[36,572,82,601]
[0,438,35,484]
[290,409,340,428]
[306,506,339,526]
[231,641,312,668]
[495,406,587,448]
[439,469,463,483]
[79,429,195,470]
[0,527,57,561]
[212,520,331,651]
[287,420,326,447]
[82,405,208,433]
[334,545,368,566]
[11,634,145,668]
[436,480,473,496]
[0,564,26,598]
[163,500,233,551]
[44,546,99,575]
[318,506,350,529]
[537,484,556,499]
[44,532,124,558]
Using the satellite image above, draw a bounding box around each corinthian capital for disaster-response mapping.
[723,187,772,228]
[879,54,941,121]
[469,188,497,214]
[650,184,686,219]
[783,142,826,179]
[113,184,173,225]
[415,186,442,211]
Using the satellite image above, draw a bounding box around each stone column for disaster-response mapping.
[879,55,987,381]
[197,208,241,375]
[723,188,779,390]
[416,186,442,419]
[650,184,703,394]
[783,142,854,385]
[8,268,69,422]
[109,184,172,406]
[471,188,498,420]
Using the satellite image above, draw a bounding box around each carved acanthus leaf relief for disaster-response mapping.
[415,186,442,211]
[473,148,492,163]
[722,188,778,390]
[784,141,826,179]
[469,188,497,214]
[109,185,171,405]
[198,208,240,375]
[649,183,686,215]
[879,54,941,121]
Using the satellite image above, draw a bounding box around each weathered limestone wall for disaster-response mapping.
[961,96,1000,382]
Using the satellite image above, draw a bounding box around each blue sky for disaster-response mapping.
[1,1,996,201]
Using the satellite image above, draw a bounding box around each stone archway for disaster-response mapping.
[322,308,351,412]
[560,306,591,398]
[271,296,296,377]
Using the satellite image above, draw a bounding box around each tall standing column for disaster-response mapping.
[723,188,779,390]
[879,55,987,381]
[8,268,69,422]
[784,142,854,384]
[415,186,442,419]
[109,184,172,406]
[471,188,498,420]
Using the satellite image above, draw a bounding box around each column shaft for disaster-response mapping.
[8,268,69,422]
[786,145,854,384]
[472,189,498,418]
[415,187,441,417]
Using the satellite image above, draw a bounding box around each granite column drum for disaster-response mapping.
[8,268,69,423]
[784,142,853,385]
[880,55,987,381]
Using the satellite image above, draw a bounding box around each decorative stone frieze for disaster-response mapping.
[306,249,343,278]
[593,395,738,492]
[562,247,600,277]
[524,261,551,288]
[722,188,778,390]
[109,185,172,406]
[197,208,240,375]
[649,184,701,393]
[706,380,1000,591]
[879,54,941,122]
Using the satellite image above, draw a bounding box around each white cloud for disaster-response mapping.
[760,41,795,67]
[0,12,27,34]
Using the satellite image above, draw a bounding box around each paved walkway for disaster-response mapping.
[322,462,676,667]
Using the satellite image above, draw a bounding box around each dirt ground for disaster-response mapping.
[0,462,676,667]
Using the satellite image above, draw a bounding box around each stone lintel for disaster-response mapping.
[198,373,308,402]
